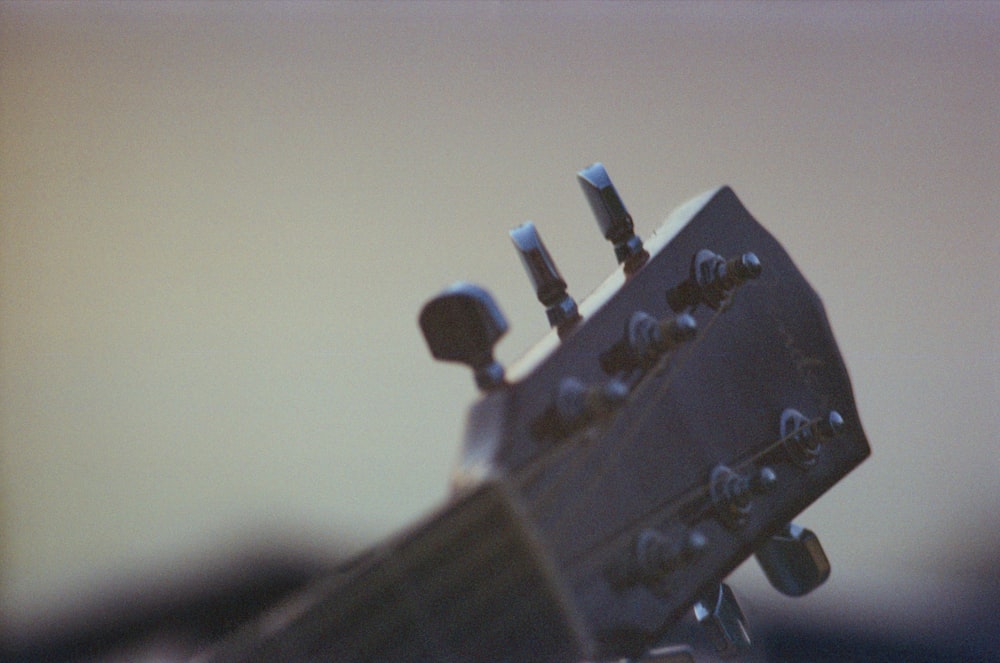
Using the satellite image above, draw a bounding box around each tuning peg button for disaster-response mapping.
[577,163,647,270]
[754,523,831,597]
[509,222,580,332]
[419,283,508,391]
[693,583,752,656]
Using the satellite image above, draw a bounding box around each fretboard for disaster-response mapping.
[197,482,589,663]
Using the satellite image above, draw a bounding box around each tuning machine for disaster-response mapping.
[667,249,762,312]
[554,376,628,428]
[419,283,509,392]
[578,162,648,272]
[531,376,629,443]
[510,221,580,333]
[630,528,707,586]
[755,522,831,597]
[781,408,844,467]
[600,311,697,374]
[693,583,752,656]
[709,464,777,527]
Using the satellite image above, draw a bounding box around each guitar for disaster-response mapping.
[196,164,870,663]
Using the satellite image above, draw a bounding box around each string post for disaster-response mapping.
[554,376,628,429]
[632,528,708,584]
[667,249,763,312]
[781,408,844,467]
[709,464,776,527]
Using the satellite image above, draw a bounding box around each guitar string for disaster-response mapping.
[517,279,815,564]
[513,296,727,515]
[516,295,731,531]
[507,318,699,512]
[546,301,732,540]
[561,413,829,570]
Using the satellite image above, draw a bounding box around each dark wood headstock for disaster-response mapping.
[423,166,870,660]
[201,165,869,663]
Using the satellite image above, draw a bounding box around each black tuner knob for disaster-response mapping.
[693,583,752,656]
[509,222,580,332]
[754,522,831,597]
[419,283,508,392]
[577,162,647,270]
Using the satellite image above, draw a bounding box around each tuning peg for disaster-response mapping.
[754,523,831,597]
[599,311,697,374]
[780,408,845,467]
[632,528,707,584]
[554,376,628,429]
[667,249,762,311]
[693,583,752,656]
[626,311,697,363]
[509,222,580,332]
[419,283,508,391]
[709,464,777,526]
[577,163,647,270]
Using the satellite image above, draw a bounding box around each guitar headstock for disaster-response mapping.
[420,165,870,660]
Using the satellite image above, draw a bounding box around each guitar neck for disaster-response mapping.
[200,482,588,663]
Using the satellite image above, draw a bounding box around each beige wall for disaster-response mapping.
[2,1,998,631]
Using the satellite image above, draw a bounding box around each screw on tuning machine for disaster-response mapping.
[666,248,762,312]
[577,162,647,272]
[418,283,508,392]
[509,221,580,333]
[754,522,831,597]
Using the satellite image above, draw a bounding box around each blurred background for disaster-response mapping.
[1,1,997,660]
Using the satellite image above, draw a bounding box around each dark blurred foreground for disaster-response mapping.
[2,550,996,663]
